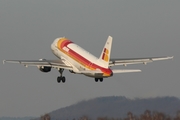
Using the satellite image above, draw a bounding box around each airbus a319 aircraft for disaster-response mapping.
[3,36,173,83]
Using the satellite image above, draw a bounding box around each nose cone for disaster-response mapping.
[51,38,59,50]
[53,38,60,46]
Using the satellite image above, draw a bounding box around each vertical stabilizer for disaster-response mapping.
[98,36,113,68]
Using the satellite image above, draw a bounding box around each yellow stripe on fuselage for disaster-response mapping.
[57,37,68,48]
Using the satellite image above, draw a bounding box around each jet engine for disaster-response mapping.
[38,66,52,73]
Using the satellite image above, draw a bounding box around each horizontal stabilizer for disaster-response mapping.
[112,69,141,73]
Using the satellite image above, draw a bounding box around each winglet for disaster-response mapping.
[151,56,174,61]
[98,36,113,68]
[3,60,6,64]
[170,56,174,60]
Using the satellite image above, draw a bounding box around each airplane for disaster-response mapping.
[3,36,173,83]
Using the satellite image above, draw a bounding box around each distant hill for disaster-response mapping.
[35,96,180,120]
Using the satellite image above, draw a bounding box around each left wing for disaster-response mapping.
[109,56,173,67]
[3,59,73,70]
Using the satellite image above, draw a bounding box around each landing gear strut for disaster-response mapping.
[57,68,66,83]
[95,78,103,82]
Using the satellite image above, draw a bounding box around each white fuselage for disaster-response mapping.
[50,38,112,78]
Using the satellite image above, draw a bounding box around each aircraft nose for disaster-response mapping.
[51,42,55,49]
[53,38,60,46]
[51,38,59,49]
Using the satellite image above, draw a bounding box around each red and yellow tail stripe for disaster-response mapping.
[102,48,109,62]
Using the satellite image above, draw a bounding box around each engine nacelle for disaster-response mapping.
[38,66,52,73]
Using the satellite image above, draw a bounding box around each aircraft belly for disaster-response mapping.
[83,73,105,78]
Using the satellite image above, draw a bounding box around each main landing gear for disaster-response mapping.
[57,68,104,83]
[95,78,103,82]
[57,68,66,83]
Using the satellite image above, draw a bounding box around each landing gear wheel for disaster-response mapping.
[95,78,98,82]
[57,77,61,83]
[62,76,66,83]
[95,78,103,82]
[100,78,103,82]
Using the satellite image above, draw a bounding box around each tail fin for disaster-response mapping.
[98,36,113,68]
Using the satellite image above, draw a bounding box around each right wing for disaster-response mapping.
[109,56,173,67]
[3,59,73,70]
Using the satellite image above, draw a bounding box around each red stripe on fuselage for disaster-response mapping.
[61,40,73,48]
[58,39,112,76]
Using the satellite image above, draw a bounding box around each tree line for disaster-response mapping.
[39,110,180,120]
